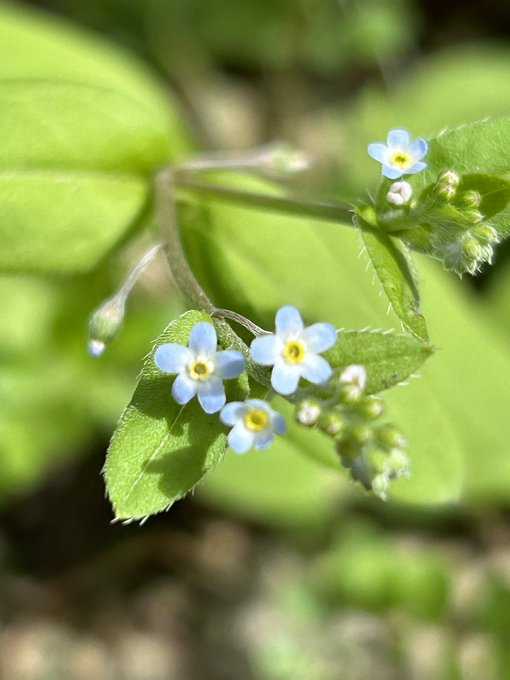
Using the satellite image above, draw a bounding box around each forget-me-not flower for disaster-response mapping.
[154,321,244,414]
[368,129,428,179]
[220,399,285,454]
[250,305,337,395]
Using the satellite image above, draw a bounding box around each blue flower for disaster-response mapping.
[154,321,245,414]
[220,399,286,454]
[250,306,337,395]
[368,129,428,179]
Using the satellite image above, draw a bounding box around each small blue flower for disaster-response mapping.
[250,306,337,395]
[154,321,245,414]
[368,129,428,179]
[220,399,286,454]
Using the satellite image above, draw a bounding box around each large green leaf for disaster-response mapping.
[104,310,249,520]
[0,3,190,274]
[324,330,432,394]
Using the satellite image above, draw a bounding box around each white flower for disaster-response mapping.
[220,399,286,454]
[250,305,337,395]
[386,181,413,206]
[154,321,244,414]
[368,129,428,179]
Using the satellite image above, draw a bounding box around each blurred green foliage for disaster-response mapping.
[1,0,510,676]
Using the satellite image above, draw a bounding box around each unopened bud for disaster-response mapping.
[386,448,411,479]
[339,364,367,403]
[458,190,481,209]
[463,209,483,225]
[387,181,413,207]
[295,398,322,427]
[471,224,498,245]
[375,423,406,450]
[357,398,385,420]
[435,170,460,202]
[348,423,373,447]
[318,412,345,437]
[87,295,125,357]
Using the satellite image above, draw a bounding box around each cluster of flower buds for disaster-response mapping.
[425,170,500,275]
[294,364,410,500]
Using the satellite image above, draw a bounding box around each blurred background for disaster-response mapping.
[1,0,510,678]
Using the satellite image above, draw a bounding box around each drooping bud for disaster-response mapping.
[295,398,322,427]
[471,224,498,245]
[87,295,125,357]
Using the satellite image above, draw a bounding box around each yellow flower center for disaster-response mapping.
[188,358,212,380]
[244,408,269,432]
[390,151,411,169]
[282,339,305,364]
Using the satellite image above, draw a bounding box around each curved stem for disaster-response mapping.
[155,167,271,387]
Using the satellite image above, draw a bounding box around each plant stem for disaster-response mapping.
[175,174,355,226]
[155,167,271,386]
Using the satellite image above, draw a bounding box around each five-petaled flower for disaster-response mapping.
[154,321,245,414]
[250,305,337,395]
[220,399,285,454]
[368,129,428,179]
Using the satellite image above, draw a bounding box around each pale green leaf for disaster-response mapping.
[359,224,429,341]
[104,310,248,521]
[324,330,433,394]
[0,3,191,274]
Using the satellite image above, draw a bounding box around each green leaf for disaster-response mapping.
[425,117,510,179]
[359,222,429,341]
[0,4,190,274]
[324,330,433,395]
[104,310,248,521]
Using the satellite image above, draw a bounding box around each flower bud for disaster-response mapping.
[87,295,125,357]
[295,398,322,427]
[458,190,481,209]
[375,423,406,450]
[435,170,460,202]
[471,224,498,245]
[318,412,345,437]
[386,448,411,479]
[357,398,385,420]
[387,181,412,207]
[348,423,373,447]
[338,364,367,403]
[463,209,484,225]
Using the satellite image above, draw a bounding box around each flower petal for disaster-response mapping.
[188,321,217,355]
[271,360,301,395]
[154,343,192,374]
[302,322,337,353]
[254,429,274,450]
[228,423,255,454]
[271,411,286,435]
[382,164,404,180]
[275,305,303,337]
[220,401,245,426]
[215,350,245,378]
[197,377,226,414]
[407,161,427,175]
[411,138,428,159]
[250,334,282,365]
[387,128,409,149]
[300,354,332,384]
[367,143,389,163]
[172,372,197,405]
